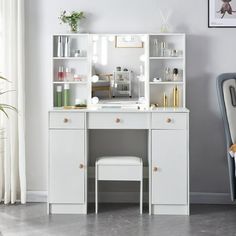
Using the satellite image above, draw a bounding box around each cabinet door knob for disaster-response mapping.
[153,167,158,172]
[166,118,172,123]
[64,118,69,123]
[116,118,121,123]
[79,164,84,169]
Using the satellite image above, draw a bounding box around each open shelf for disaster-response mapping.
[52,33,186,109]
[149,34,186,108]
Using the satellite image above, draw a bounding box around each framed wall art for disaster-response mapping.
[209,0,236,27]
[115,36,143,48]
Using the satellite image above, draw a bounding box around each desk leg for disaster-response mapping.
[95,165,98,214]
[140,164,143,215]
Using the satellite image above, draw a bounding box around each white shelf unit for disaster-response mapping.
[52,34,91,107]
[149,34,186,108]
[51,33,186,109]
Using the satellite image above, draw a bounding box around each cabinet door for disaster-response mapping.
[152,130,187,205]
[49,129,85,204]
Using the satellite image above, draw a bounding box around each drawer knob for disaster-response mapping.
[64,118,69,123]
[166,118,172,123]
[116,118,121,123]
[153,167,158,172]
[79,164,84,169]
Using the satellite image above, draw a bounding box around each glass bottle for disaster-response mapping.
[57,66,64,81]
[173,68,179,81]
[57,36,63,57]
[164,67,171,81]
[63,84,70,106]
[56,86,62,107]
[160,42,170,57]
[153,39,159,57]
[65,67,72,81]
[163,93,168,107]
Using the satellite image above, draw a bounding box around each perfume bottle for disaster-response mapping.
[65,67,72,81]
[173,68,179,81]
[56,86,62,107]
[153,39,159,57]
[57,36,63,57]
[57,66,64,81]
[173,86,180,107]
[63,84,70,106]
[164,67,171,81]
[163,93,168,107]
[160,42,169,57]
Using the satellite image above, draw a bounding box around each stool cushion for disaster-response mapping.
[96,156,142,165]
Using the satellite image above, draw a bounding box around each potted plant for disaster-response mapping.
[59,11,85,33]
[0,75,16,117]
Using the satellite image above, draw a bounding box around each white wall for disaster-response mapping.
[25,0,233,194]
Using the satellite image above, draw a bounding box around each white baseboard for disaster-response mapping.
[27,191,48,203]
[26,191,234,205]
[190,192,233,205]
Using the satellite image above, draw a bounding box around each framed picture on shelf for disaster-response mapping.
[209,0,236,27]
[115,36,143,48]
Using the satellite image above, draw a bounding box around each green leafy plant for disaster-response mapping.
[59,11,85,32]
[0,75,17,117]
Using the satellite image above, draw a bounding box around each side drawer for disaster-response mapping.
[88,112,149,129]
[152,113,187,130]
[49,112,85,129]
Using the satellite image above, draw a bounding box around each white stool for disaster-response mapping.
[95,156,143,214]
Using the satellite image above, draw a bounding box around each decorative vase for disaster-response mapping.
[159,9,172,33]
[69,21,79,33]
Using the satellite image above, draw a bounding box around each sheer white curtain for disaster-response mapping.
[0,0,26,204]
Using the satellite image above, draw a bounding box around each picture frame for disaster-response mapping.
[115,36,143,48]
[209,0,236,28]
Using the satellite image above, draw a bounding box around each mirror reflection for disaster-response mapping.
[91,34,146,105]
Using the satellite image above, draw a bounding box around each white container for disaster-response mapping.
[64,37,71,57]
[57,36,63,57]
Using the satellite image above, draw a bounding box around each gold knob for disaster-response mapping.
[79,164,84,169]
[166,118,172,123]
[64,118,69,123]
[116,118,121,123]
[153,167,158,172]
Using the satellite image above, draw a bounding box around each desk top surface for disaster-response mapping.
[49,107,190,113]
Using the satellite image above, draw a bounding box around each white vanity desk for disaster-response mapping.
[48,107,189,215]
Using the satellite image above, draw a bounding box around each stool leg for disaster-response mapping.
[140,178,143,215]
[95,165,98,214]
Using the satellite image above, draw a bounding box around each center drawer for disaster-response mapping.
[88,112,149,129]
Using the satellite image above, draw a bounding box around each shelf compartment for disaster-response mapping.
[53,34,88,58]
[53,83,88,108]
[149,34,185,58]
[150,84,184,108]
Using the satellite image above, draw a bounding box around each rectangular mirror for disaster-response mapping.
[91,34,148,108]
